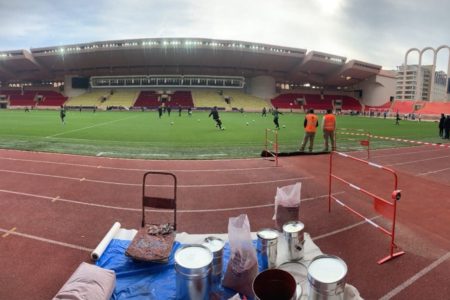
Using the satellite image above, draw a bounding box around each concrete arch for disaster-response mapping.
[404,46,450,101]
[403,48,421,99]
[419,47,436,100]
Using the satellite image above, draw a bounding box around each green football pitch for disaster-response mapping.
[0,109,442,159]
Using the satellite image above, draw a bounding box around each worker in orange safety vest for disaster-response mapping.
[322,109,336,152]
[300,109,319,152]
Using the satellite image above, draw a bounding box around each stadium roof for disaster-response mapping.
[0,38,382,87]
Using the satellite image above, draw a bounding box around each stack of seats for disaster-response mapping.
[223,90,269,111]
[191,89,227,109]
[65,90,108,107]
[169,91,194,108]
[133,91,160,108]
[36,90,68,107]
[341,96,362,111]
[270,93,303,109]
[390,100,415,114]
[416,102,450,115]
[1,90,37,106]
[98,89,139,109]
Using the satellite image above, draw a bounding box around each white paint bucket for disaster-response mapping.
[175,244,213,300]
[307,255,347,300]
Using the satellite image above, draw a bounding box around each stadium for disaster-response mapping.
[0,37,449,300]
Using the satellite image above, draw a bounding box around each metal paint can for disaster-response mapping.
[253,268,297,300]
[175,244,213,300]
[202,236,225,282]
[257,228,279,270]
[283,221,305,261]
[307,255,347,300]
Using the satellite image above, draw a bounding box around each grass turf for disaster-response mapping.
[0,109,444,159]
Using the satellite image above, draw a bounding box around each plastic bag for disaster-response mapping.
[222,214,258,298]
[272,182,302,229]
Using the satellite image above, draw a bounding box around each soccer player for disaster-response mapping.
[272,107,282,129]
[209,106,223,130]
[60,105,66,124]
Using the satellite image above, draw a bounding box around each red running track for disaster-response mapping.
[0,147,449,300]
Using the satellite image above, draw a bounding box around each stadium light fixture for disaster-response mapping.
[346,76,352,80]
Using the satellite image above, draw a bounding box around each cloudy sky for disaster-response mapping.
[1,0,449,70]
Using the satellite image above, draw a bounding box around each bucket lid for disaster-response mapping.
[202,236,225,253]
[257,228,279,240]
[282,221,305,233]
[175,244,213,269]
[307,255,347,283]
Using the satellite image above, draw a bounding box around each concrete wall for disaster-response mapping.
[64,75,88,98]
[247,76,276,99]
[358,74,396,106]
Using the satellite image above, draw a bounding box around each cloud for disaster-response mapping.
[1,0,450,70]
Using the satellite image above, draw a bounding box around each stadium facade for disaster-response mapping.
[0,37,395,106]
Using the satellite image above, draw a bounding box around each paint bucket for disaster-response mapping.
[253,269,297,300]
[307,255,347,300]
[202,236,225,283]
[257,228,279,269]
[278,261,308,297]
[175,244,213,300]
[282,221,305,261]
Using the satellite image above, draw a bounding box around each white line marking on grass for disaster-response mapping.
[45,115,139,138]
[0,227,93,252]
[0,168,310,188]
[312,216,381,241]
[379,252,450,300]
[418,166,450,176]
[386,155,450,166]
[0,156,275,172]
[197,153,228,157]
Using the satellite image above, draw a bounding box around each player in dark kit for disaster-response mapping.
[60,105,66,124]
[209,106,223,130]
[272,107,282,129]
[158,106,163,118]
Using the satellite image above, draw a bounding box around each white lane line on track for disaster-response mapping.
[0,189,140,211]
[45,115,139,138]
[379,252,450,300]
[418,166,450,176]
[0,168,311,188]
[369,147,449,159]
[386,155,450,166]
[0,156,276,172]
[0,210,372,255]
[0,148,267,162]
[0,227,93,252]
[0,188,337,213]
[312,216,381,241]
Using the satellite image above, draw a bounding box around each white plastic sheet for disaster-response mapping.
[91,222,121,261]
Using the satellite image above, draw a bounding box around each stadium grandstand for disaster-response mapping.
[0,37,448,115]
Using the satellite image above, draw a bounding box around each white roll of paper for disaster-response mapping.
[91,222,121,261]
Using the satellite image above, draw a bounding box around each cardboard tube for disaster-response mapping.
[91,222,121,261]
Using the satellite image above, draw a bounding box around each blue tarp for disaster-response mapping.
[96,239,263,300]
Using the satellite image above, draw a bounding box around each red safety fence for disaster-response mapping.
[328,151,405,264]
[335,128,371,159]
[264,128,279,166]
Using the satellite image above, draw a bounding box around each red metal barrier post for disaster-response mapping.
[264,128,279,167]
[328,151,405,264]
